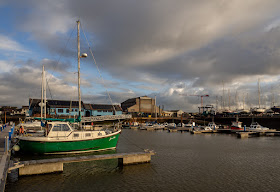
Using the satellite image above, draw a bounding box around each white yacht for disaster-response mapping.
[249,122,269,131]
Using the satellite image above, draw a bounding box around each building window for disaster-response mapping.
[58,109,63,113]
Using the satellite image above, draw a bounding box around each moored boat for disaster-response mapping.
[17,20,121,154]
[19,121,120,154]
[249,122,269,131]
[231,116,243,130]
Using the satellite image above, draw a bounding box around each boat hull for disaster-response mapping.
[19,133,120,154]
[231,126,243,130]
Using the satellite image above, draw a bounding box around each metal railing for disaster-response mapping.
[82,114,132,122]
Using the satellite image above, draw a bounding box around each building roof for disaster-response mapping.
[91,104,122,111]
[168,110,184,113]
[29,98,82,108]
[29,98,122,111]
[83,103,93,110]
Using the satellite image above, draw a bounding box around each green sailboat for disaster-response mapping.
[18,20,121,154]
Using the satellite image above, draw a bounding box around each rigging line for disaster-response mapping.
[80,22,120,123]
[45,23,76,99]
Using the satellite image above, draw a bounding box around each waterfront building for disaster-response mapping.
[162,110,184,117]
[121,96,161,117]
[29,99,83,117]
[83,104,122,117]
[28,98,122,117]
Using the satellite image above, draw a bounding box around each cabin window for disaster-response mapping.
[75,109,78,112]
[74,134,79,137]
[52,125,61,131]
[58,109,63,113]
[98,132,102,136]
[66,109,69,113]
[61,124,70,131]
[52,124,70,131]
[85,133,91,137]
[50,109,55,113]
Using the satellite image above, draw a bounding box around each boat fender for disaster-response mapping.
[13,145,20,152]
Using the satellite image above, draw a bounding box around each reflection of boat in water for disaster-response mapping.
[18,20,121,154]
[249,122,269,131]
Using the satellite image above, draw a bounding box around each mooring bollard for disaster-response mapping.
[244,125,246,131]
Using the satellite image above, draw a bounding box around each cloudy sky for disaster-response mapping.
[1,0,280,112]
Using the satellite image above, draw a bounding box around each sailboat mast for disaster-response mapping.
[222,81,225,110]
[155,95,157,120]
[43,66,47,118]
[77,20,81,118]
[41,65,44,119]
[228,89,230,110]
[258,78,260,108]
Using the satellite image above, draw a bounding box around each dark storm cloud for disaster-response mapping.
[13,0,280,85]
[5,0,280,111]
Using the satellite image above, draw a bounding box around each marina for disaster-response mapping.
[3,1,280,191]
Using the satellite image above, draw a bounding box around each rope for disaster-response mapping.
[80,22,121,124]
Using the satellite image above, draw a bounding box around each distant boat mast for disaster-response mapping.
[258,78,261,109]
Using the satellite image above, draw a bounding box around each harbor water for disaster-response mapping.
[6,129,280,191]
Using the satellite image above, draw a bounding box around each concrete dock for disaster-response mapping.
[9,151,155,176]
[0,124,14,192]
[236,130,279,138]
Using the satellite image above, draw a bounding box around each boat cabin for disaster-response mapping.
[232,121,242,128]
[46,122,73,137]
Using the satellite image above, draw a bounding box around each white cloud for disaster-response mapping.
[0,34,28,53]
[0,60,14,73]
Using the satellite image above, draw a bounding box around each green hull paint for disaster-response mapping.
[19,134,120,154]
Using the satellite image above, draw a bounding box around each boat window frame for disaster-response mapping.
[50,123,73,132]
